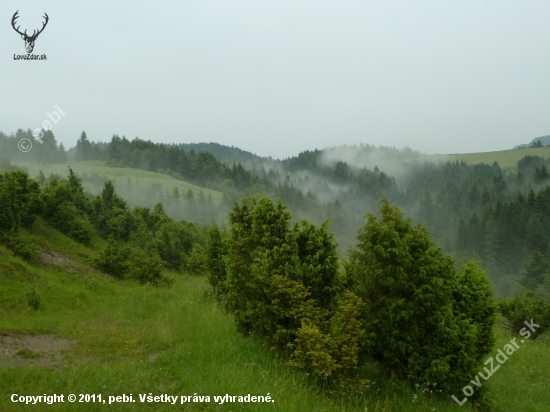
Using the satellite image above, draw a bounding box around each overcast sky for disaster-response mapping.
[1,1,549,159]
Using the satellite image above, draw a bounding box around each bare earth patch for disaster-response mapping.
[40,250,79,271]
[40,249,101,277]
[0,333,74,369]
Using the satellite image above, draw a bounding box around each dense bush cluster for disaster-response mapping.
[499,291,550,338]
[206,195,498,402]
[210,195,364,383]
[0,169,205,287]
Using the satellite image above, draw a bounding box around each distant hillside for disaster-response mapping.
[425,147,550,170]
[515,135,550,148]
[176,142,274,166]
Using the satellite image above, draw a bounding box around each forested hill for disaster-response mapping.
[176,142,273,165]
[516,135,550,148]
[4,129,550,298]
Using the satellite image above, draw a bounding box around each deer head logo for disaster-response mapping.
[11,11,49,54]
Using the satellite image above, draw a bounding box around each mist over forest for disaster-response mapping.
[3,128,550,299]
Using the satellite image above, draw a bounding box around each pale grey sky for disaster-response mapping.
[1,1,549,159]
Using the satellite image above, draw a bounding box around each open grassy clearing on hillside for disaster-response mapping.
[425,147,550,171]
[1,221,549,411]
[10,160,223,206]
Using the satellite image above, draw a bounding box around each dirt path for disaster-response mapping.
[0,333,74,369]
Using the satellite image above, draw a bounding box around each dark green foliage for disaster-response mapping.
[52,202,95,245]
[499,291,550,338]
[534,164,550,182]
[75,131,94,161]
[521,250,550,290]
[127,249,172,287]
[152,219,201,271]
[223,195,363,384]
[0,170,43,233]
[294,219,342,310]
[26,286,41,310]
[452,261,498,365]
[186,244,207,275]
[224,195,304,344]
[346,198,496,397]
[205,222,229,301]
[92,180,130,239]
[0,129,66,164]
[41,169,95,244]
[224,195,344,344]
[1,233,39,261]
[93,234,129,279]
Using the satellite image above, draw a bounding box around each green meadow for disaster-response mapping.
[425,147,550,171]
[1,219,549,412]
[12,160,223,206]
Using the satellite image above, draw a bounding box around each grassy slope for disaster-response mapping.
[1,220,549,411]
[11,160,223,205]
[425,147,550,171]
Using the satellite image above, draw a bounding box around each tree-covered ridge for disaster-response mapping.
[0,129,66,163]
[5,127,550,296]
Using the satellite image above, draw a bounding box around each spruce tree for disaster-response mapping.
[522,250,550,290]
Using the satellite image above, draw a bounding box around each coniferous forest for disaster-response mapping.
[4,129,550,297]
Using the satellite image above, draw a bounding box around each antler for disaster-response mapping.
[11,11,27,37]
[29,13,49,39]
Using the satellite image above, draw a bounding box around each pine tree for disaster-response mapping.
[58,142,67,163]
[522,250,550,290]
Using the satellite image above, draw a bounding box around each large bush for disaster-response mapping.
[41,169,95,244]
[93,234,130,279]
[224,195,341,344]
[346,198,497,397]
[223,195,362,383]
[52,202,95,245]
[0,170,43,233]
[127,248,172,287]
[499,291,550,338]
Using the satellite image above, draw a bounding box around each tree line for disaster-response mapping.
[5,127,550,296]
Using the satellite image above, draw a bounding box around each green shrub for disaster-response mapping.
[26,286,41,310]
[205,222,229,301]
[0,233,39,261]
[225,196,342,346]
[151,220,202,271]
[290,291,365,385]
[41,169,95,245]
[93,234,129,279]
[127,249,172,287]
[346,198,497,398]
[224,195,360,385]
[52,202,95,245]
[499,291,550,338]
[0,170,43,233]
[186,243,207,275]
